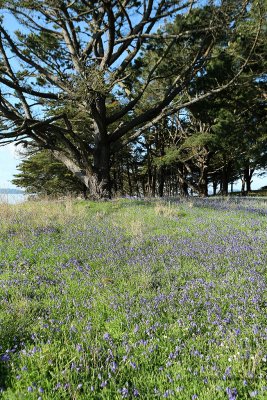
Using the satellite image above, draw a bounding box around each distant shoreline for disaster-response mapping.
[0,188,25,195]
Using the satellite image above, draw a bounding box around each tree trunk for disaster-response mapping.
[180,181,189,197]
[212,180,218,196]
[246,178,251,193]
[198,183,208,197]
[112,169,118,195]
[146,149,154,196]
[243,164,254,193]
[90,141,111,199]
[126,161,133,196]
[133,163,141,197]
[158,165,165,197]
[53,141,112,199]
[221,165,229,196]
[198,167,208,197]
[116,163,123,195]
[177,164,189,197]
[241,176,246,195]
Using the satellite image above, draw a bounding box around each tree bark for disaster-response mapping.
[53,140,111,199]
[158,165,165,197]
[243,164,254,193]
[221,164,229,196]
[126,161,133,196]
[198,167,208,197]
[90,141,111,199]
[212,180,218,196]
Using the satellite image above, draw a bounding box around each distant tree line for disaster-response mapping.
[0,1,266,198]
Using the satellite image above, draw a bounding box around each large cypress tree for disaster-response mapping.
[0,1,264,198]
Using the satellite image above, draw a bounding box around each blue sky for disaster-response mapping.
[0,145,22,188]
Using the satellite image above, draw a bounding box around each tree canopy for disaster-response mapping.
[12,149,88,197]
[0,0,266,197]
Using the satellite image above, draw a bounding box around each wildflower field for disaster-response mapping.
[0,198,267,399]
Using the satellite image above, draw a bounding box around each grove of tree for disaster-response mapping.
[0,0,266,198]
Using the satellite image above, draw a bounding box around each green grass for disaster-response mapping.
[0,198,267,399]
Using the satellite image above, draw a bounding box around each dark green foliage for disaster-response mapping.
[12,151,87,197]
[0,1,266,197]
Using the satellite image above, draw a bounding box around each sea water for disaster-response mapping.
[0,193,27,204]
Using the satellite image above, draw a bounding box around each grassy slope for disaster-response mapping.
[0,198,266,399]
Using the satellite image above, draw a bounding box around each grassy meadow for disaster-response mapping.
[0,197,267,399]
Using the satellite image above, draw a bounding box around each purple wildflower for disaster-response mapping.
[119,387,129,398]
[226,387,238,400]
[103,332,110,341]
[133,388,140,397]
[163,389,174,397]
[110,361,118,372]
[1,354,10,362]
[249,391,258,397]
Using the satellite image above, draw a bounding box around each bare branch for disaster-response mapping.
[0,76,60,100]
[0,35,31,118]
[100,2,116,69]
[107,36,178,124]
[0,25,71,94]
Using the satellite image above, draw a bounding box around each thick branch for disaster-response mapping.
[52,150,92,187]
[107,36,180,125]
[100,2,115,69]
[0,76,60,100]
